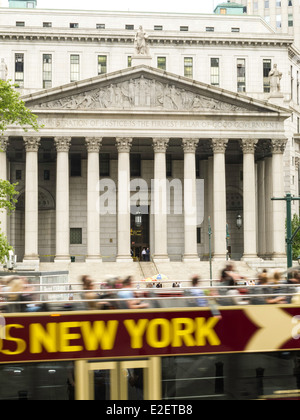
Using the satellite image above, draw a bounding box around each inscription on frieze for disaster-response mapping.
[37,117,281,132]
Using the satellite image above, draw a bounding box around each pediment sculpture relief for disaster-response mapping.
[35,76,246,112]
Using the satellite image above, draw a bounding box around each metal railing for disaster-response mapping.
[0,280,299,310]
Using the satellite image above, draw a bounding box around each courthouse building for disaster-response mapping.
[0,1,300,265]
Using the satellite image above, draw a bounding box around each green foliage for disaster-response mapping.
[0,79,40,134]
[291,213,300,260]
[0,179,19,214]
[0,180,19,263]
[0,231,13,264]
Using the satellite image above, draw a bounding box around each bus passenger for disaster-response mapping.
[190,275,207,307]
[118,276,149,309]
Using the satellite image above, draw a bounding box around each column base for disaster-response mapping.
[152,255,170,263]
[271,254,287,263]
[182,254,200,262]
[212,254,227,261]
[22,256,40,266]
[116,255,133,263]
[241,254,261,263]
[54,256,71,263]
[85,256,102,263]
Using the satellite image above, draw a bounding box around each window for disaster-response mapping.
[96,24,105,29]
[70,23,79,28]
[98,55,107,75]
[276,14,282,28]
[154,25,163,31]
[70,228,82,245]
[157,57,166,71]
[125,24,134,30]
[128,56,132,67]
[184,57,193,78]
[288,14,293,27]
[206,27,215,32]
[43,22,52,28]
[42,54,52,89]
[27,2,35,7]
[44,170,50,181]
[130,154,141,177]
[237,58,246,93]
[70,154,81,177]
[15,53,24,88]
[16,170,22,181]
[210,58,220,87]
[220,8,227,14]
[70,54,80,82]
[166,155,172,177]
[263,59,272,93]
[180,26,189,31]
[100,153,110,177]
[16,21,25,27]
[197,227,202,244]
[231,28,240,33]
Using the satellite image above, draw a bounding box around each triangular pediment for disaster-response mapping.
[23,65,290,116]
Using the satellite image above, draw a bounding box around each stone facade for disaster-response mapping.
[0,7,300,264]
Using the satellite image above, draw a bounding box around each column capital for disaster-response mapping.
[271,138,287,154]
[211,138,228,153]
[153,138,169,153]
[116,137,132,153]
[0,136,9,152]
[240,138,258,154]
[182,138,199,153]
[86,137,102,153]
[24,136,41,152]
[54,136,71,152]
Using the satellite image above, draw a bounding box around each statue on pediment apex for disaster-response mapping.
[135,26,150,56]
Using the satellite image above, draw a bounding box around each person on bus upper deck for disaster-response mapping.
[118,276,149,309]
[190,275,207,307]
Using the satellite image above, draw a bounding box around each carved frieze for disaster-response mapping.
[34,76,246,113]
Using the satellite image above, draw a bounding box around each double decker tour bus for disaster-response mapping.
[1,283,300,400]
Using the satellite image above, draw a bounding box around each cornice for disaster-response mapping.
[0,29,294,48]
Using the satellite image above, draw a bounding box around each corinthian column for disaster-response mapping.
[54,137,71,262]
[271,138,287,260]
[152,138,170,262]
[0,137,9,237]
[241,138,259,261]
[86,137,102,262]
[116,138,133,262]
[212,138,228,260]
[182,138,200,262]
[23,136,40,263]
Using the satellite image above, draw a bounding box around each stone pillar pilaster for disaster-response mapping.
[152,138,170,262]
[212,138,228,260]
[23,136,40,263]
[241,138,259,261]
[271,138,287,260]
[116,138,133,262]
[86,137,102,262]
[54,136,71,262]
[182,138,200,262]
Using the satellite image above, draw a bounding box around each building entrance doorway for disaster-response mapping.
[130,206,149,261]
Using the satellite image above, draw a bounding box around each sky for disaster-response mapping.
[2,0,217,14]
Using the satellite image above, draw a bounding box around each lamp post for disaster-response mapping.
[236,214,243,230]
[271,193,300,270]
[208,217,213,285]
